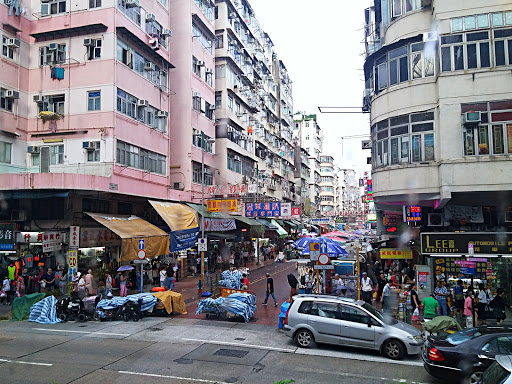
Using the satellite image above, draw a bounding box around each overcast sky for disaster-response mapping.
[250,0,372,176]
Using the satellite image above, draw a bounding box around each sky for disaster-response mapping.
[250,0,373,176]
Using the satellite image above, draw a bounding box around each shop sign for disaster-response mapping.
[17,232,43,243]
[292,207,300,217]
[67,250,78,282]
[403,205,421,222]
[380,248,413,259]
[245,202,280,218]
[69,226,80,249]
[434,257,488,279]
[421,232,512,255]
[455,260,477,275]
[0,223,15,250]
[383,214,401,226]
[202,218,236,232]
[207,199,238,212]
[80,227,121,248]
[248,184,257,194]
[207,184,247,196]
[42,232,62,252]
[280,203,292,218]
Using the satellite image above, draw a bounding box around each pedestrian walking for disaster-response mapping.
[57,267,67,296]
[42,268,56,293]
[452,279,464,321]
[159,266,167,287]
[85,269,94,296]
[173,263,179,282]
[489,288,510,325]
[377,272,386,302]
[476,283,491,326]
[119,273,128,297]
[409,283,419,313]
[105,271,112,297]
[287,273,298,302]
[1,276,11,305]
[464,287,474,328]
[166,269,175,291]
[434,280,449,316]
[262,273,278,306]
[381,279,391,315]
[361,272,373,305]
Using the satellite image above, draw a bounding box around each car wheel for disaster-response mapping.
[382,339,405,360]
[295,329,314,348]
[466,371,484,384]
[77,313,87,322]
[58,313,67,322]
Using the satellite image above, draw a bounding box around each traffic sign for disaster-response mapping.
[133,259,149,264]
[137,249,146,260]
[309,242,320,252]
[314,265,334,270]
[138,239,145,250]
[318,253,329,265]
[320,243,328,254]
[310,252,319,261]
[198,238,207,252]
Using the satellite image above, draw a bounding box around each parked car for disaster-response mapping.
[423,326,512,384]
[479,355,512,384]
[282,294,423,360]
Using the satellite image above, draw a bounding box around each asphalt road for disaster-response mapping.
[0,315,444,384]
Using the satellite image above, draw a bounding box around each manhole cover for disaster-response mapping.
[213,349,249,358]
[234,338,245,341]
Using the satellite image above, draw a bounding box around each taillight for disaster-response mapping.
[428,347,444,362]
[284,307,291,325]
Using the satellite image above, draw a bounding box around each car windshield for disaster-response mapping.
[446,328,482,345]
[362,302,397,325]
[482,361,510,384]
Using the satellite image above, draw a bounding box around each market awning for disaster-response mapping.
[256,218,278,230]
[270,219,288,238]
[186,203,231,219]
[86,213,169,261]
[284,220,298,228]
[310,225,321,234]
[233,216,264,234]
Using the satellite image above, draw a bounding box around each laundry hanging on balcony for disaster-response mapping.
[8,0,21,16]
[50,67,65,80]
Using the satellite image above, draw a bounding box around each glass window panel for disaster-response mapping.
[493,13,504,27]
[452,18,463,32]
[493,125,504,154]
[480,42,490,68]
[377,63,388,90]
[478,126,489,155]
[412,135,421,162]
[442,35,463,45]
[389,46,408,59]
[454,45,464,70]
[390,115,409,126]
[389,60,398,85]
[383,140,388,166]
[467,44,477,69]
[412,53,422,79]
[391,138,399,165]
[467,31,489,42]
[411,42,423,52]
[424,134,434,161]
[392,0,402,17]
[507,12,512,25]
[399,56,408,82]
[508,41,512,65]
[494,29,512,39]
[412,122,434,132]
[391,126,409,136]
[441,47,451,71]
[477,14,489,28]
[464,127,475,156]
[495,41,506,66]
[400,137,409,163]
[465,16,476,30]
[507,125,512,154]
[425,52,435,76]
[88,98,94,111]
[411,111,435,122]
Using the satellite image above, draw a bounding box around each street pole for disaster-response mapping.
[356,240,361,300]
[201,131,205,287]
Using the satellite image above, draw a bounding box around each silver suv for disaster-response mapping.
[282,295,423,360]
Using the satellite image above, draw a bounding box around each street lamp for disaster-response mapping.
[195,131,215,287]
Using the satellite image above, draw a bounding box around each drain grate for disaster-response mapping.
[213,349,249,358]
[234,338,245,341]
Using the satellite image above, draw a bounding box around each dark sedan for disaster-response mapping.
[423,326,512,384]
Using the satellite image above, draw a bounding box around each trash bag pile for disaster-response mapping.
[196,292,256,323]
[218,270,243,289]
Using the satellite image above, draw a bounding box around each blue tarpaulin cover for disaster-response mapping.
[29,296,61,324]
[218,270,243,289]
[96,293,157,312]
[278,301,290,329]
[196,292,256,323]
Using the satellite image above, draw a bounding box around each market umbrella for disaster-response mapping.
[117,265,134,272]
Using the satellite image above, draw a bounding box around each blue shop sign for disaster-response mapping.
[245,202,280,218]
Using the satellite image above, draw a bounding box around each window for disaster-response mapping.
[50,145,64,165]
[192,129,213,153]
[309,302,340,319]
[205,69,212,87]
[117,0,141,26]
[205,101,213,119]
[227,151,241,173]
[193,0,213,22]
[2,35,15,60]
[89,0,101,8]
[388,46,408,86]
[116,140,165,175]
[39,44,66,66]
[411,42,435,79]
[41,0,66,15]
[87,91,101,111]
[116,89,137,118]
[215,92,222,109]
[298,301,312,314]
[39,95,65,115]
[494,29,512,67]
[215,35,223,49]
[0,142,11,163]
[192,23,212,53]
[390,0,420,19]
[0,89,13,112]
[340,305,369,324]
[227,96,233,111]
[193,94,201,112]
[441,32,490,72]
[192,161,213,185]
[192,56,201,76]
[87,39,101,60]
[86,142,100,162]
[145,19,166,49]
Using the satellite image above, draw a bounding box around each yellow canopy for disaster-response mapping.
[148,200,199,231]
[86,213,169,261]
[151,290,187,314]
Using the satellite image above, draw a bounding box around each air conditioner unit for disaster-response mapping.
[33,95,44,103]
[207,105,216,111]
[464,111,481,125]
[428,213,444,227]
[83,38,95,47]
[205,68,213,74]
[5,90,19,99]
[48,43,57,51]
[157,110,168,118]
[173,182,184,190]
[148,38,159,50]
[197,60,205,67]
[192,91,201,98]
[27,146,40,154]
[146,13,156,21]
[6,38,20,48]
[137,99,149,107]
[144,62,156,71]
[125,0,139,7]
[83,141,99,150]
[234,155,241,161]
[236,112,243,118]
[229,12,237,18]
[162,28,172,37]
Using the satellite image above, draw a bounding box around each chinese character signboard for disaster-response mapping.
[202,218,236,232]
[67,250,78,282]
[42,232,62,253]
[207,184,247,196]
[404,205,421,222]
[0,223,15,250]
[80,227,121,248]
[207,199,238,212]
[421,232,512,256]
[69,226,80,249]
[245,202,281,217]
[248,184,257,194]
[280,203,292,218]
[292,207,300,217]
[380,248,413,259]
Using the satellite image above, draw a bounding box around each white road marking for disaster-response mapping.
[119,370,231,383]
[182,338,297,353]
[0,358,52,367]
[32,328,130,337]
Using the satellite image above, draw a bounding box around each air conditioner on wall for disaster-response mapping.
[144,62,156,71]
[428,213,444,227]
[83,38,95,47]
[6,38,20,48]
[125,0,139,7]
[192,91,201,98]
[146,13,156,21]
[137,99,149,107]
[6,90,19,99]
[27,146,40,154]
[157,110,168,118]
[464,111,481,125]
[33,95,44,103]
[173,182,184,190]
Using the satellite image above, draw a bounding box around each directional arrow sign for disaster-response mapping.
[138,239,145,250]
[320,242,328,253]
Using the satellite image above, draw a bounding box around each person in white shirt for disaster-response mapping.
[173,263,179,282]
[159,266,167,287]
[1,276,11,305]
[361,272,374,305]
